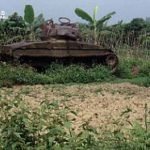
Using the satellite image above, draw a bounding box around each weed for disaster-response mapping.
[0,63,113,86]
[0,57,149,87]
[0,93,101,149]
[0,90,150,149]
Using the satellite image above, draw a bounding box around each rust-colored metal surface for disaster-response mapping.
[0,17,118,71]
[40,17,80,41]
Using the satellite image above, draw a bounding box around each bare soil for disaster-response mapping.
[1,83,150,131]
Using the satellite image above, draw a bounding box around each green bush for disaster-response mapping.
[115,58,150,79]
[0,13,26,45]
[45,64,112,83]
[115,59,136,79]
[0,63,112,87]
[0,57,149,87]
[0,64,50,86]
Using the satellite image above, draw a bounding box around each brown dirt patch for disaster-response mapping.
[1,83,150,131]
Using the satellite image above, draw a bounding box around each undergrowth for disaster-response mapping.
[0,92,100,150]
[0,63,113,87]
[0,57,149,87]
[0,92,150,150]
[114,58,150,87]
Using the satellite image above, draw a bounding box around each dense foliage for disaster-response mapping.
[0,5,45,44]
[0,12,26,44]
[0,58,150,88]
[0,63,112,87]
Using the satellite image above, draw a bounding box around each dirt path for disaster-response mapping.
[1,83,150,131]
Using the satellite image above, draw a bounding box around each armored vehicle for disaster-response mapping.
[0,17,118,71]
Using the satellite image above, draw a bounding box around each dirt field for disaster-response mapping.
[1,83,150,131]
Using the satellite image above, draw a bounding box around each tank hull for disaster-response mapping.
[0,40,118,71]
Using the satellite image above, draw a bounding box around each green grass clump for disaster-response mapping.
[45,64,112,83]
[114,58,150,87]
[130,77,150,87]
[0,63,112,87]
[0,57,149,87]
[115,58,150,79]
[0,64,51,87]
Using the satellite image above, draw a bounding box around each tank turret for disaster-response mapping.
[40,17,80,41]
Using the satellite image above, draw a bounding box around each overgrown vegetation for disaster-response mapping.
[0,63,113,87]
[78,14,150,50]
[0,5,44,44]
[0,92,100,149]
[0,57,149,88]
[0,5,150,49]
[0,12,26,44]
[0,90,150,149]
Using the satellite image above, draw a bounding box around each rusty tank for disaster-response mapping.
[0,17,118,71]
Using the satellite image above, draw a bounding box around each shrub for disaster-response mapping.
[45,64,112,83]
[0,58,149,87]
[115,58,150,79]
[0,63,113,87]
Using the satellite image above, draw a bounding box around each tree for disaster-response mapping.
[0,13,26,44]
[126,18,147,32]
[75,6,115,44]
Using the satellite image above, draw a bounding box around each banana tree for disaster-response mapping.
[24,5,35,40]
[24,5,34,25]
[75,6,115,44]
[24,5,45,41]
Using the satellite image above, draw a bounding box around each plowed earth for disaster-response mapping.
[1,83,150,131]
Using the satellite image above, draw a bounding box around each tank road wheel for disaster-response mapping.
[105,54,118,72]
